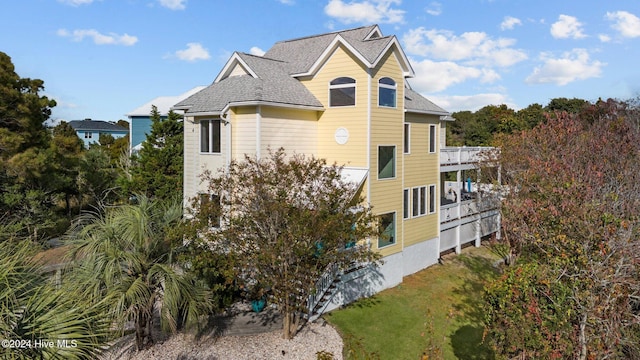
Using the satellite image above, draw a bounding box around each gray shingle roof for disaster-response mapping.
[175,25,449,117]
[68,119,128,132]
[263,25,393,75]
[404,88,449,115]
[174,53,323,114]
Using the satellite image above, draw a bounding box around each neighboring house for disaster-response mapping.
[174,25,500,317]
[68,118,129,148]
[126,86,206,154]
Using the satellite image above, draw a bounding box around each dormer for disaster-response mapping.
[214,52,258,83]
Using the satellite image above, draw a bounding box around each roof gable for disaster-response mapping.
[214,52,259,83]
[262,25,414,78]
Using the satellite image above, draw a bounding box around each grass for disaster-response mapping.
[324,245,501,360]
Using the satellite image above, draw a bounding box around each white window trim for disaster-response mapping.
[403,123,410,154]
[429,124,437,154]
[403,188,410,220]
[410,185,427,218]
[200,119,222,155]
[378,211,396,249]
[377,145,396,180]
[378,77,397,108]
[428,184,437,214]
[328,77,357,108]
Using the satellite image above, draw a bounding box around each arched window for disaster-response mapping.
[329,77,356,107]
[378,77,396,108]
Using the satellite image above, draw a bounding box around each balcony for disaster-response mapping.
[440,146,495,172]
[439,145,501,254]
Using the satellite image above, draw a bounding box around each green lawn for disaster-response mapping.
[324,245,500,360]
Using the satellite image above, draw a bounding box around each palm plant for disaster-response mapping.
[0,241,110,360]
[66,195,212,351]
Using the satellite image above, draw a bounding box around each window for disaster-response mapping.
[403,123,410,154]
[201,119,221,153]
[329,77,356,107]
[429,185,436,214]
[411,186,427,217]
[199,193,221,227]
[378,145,395,179]
[378,77,396,107]
[403,189,410,219]
[412,187,420,217]
[429,124,436,153]
[378,212,395,248]
[84,132,92,139]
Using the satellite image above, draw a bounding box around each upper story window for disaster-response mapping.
[329,77,356,107]
[378,145,396,179]
[378,77,396,108]
[84,132,92,139]
[201,119,221,153]
[429,124,436,153]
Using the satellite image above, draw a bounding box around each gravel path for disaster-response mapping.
[101,320,343,360]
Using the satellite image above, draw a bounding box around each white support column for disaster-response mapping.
[455,169,461,253]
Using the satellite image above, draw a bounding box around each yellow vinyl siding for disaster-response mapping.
[188,116,227,195]
[231,106,257,158]
[229,63,250,77]
[301,45,368,168]
[369,49,406,255]
[260,107,318,156]
[402,112,440,245]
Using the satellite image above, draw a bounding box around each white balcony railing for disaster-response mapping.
[440,147,494,166]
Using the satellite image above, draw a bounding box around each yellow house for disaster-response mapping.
[174,25,498,312]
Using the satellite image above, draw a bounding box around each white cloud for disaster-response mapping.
[500,16,522,31]
[277,0,295,4]
[598,34,611,43]
[324,0,405,24]
[427,93,514,112]
[425,1,441,16]
[526,49,605,85]
[250,47,266,56]
[57,0,96,6]
[174,43,211,62]
[409,58,500,93]
[402,27,527,67]
[606,11,640,38]
[158,0,186,10]
[550,14,587,39]
[57,28,138,46]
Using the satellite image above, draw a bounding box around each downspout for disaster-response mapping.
[221,105,231,170]
[256,105,262,159]
[367,68,372,247]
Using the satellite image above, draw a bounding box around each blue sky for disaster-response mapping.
[2,0,640,122]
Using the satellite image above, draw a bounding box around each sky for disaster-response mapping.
[2,0,640,122]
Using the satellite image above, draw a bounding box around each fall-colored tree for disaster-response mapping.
[190,149,380,339]
[483,98,640,359]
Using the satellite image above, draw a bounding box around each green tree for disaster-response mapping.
[76,146,119,207]
[545,97,589,114]
[66,196,212,350]
[192,149,380,339]
[0,240,110,359]
[0,51,60,240]
[50,121,84,215]
[483,99,640,359]
[516,103,545,129]
[124,106,183,200]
